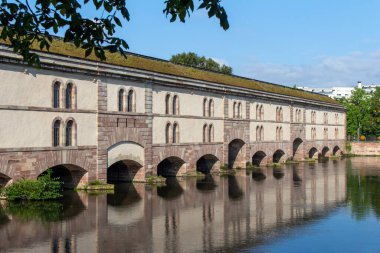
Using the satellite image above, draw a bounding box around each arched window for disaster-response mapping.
[209,124,214,142]
[276,107,279,122]
[173,123,179,143]
[173,95,179,115]
[279,127,283,141]
[260,105,264,120]
[238,102,242,118]
[256,105,260,120]
[208,99,214,117]
[203,98,208,117]
[165,123,172,144]
[53,120,61,147]
[65,83,73,109]
[53,81,60,108]
[203,124,208,142]
[65,120,74,146]
[260,126,264,141]
[165,94,171,115]
[118,89,125,112]
[256,126,260,141]
[276,127,279,140]
[299,110,302,122]
[233,102,237,118]
[127,89,136,112]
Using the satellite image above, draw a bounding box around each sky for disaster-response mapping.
[82,0,380,88]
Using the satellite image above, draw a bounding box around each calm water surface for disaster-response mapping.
[1,157,380,253]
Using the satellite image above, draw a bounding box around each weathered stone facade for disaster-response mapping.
[0,45,346,187]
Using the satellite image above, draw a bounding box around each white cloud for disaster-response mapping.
[241,50,380,88]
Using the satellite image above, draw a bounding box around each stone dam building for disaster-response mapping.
[0,43,346,188]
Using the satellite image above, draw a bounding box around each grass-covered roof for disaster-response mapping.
[2,39,339,105]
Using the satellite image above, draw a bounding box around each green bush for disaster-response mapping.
[88,180,105,186]
[5,170,62,200]
[220,164,228,170]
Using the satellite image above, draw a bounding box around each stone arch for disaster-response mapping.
[333,146,341,156]
[196,154,220,174]
[228,139,246,169]
[0,172,11,187]
[309,147,319,159]
[107,141,145,182]
[38,164,87,189]
[157,156,186,177]
[321,146,330,157]
[272,149,286,163]
[252,151,267,166]
[293,138,304,160]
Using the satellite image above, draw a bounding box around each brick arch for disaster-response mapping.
[34,152,91,177]
[196,154,220,174]
[308,147,319,159]
[103,127,147,149]
[226,128,247,143]
[0,158,15,182]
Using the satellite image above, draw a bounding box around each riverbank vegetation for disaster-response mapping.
[2,170,62,200]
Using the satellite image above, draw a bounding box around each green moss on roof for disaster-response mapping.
[3,39,339,105]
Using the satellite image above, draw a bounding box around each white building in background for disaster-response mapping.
[297,81,380,99]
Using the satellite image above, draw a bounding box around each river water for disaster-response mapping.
[1,157,380,253]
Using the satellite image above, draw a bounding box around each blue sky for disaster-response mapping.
[82,0,380,87]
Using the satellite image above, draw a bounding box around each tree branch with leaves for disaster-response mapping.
[0,0,228,66]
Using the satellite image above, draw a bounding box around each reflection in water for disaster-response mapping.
[227,175,244,200]
[273,168,284,179]
[4,158,380,252]
[5,191,85,222]
[157,177,184,200]
[252,169,266,181]
[346,159,380,220]
[107,183,141,206]
[196,174,217,192]
[0,203,9,226]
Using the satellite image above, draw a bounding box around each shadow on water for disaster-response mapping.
[273,168,284,180]
[4,191,85,223]
[252,169,266,181]
[228,175,243,200]
[0,204,10,226]
[107,183,142,206]
[196,174,217,192]
[157,177,184,200]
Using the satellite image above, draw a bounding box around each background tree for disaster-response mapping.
[339,88,377,139]
[170,52,233,74]
[0,0,228,66]
[370,87,380,137]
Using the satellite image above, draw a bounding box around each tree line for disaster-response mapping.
[338,87,380,140]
